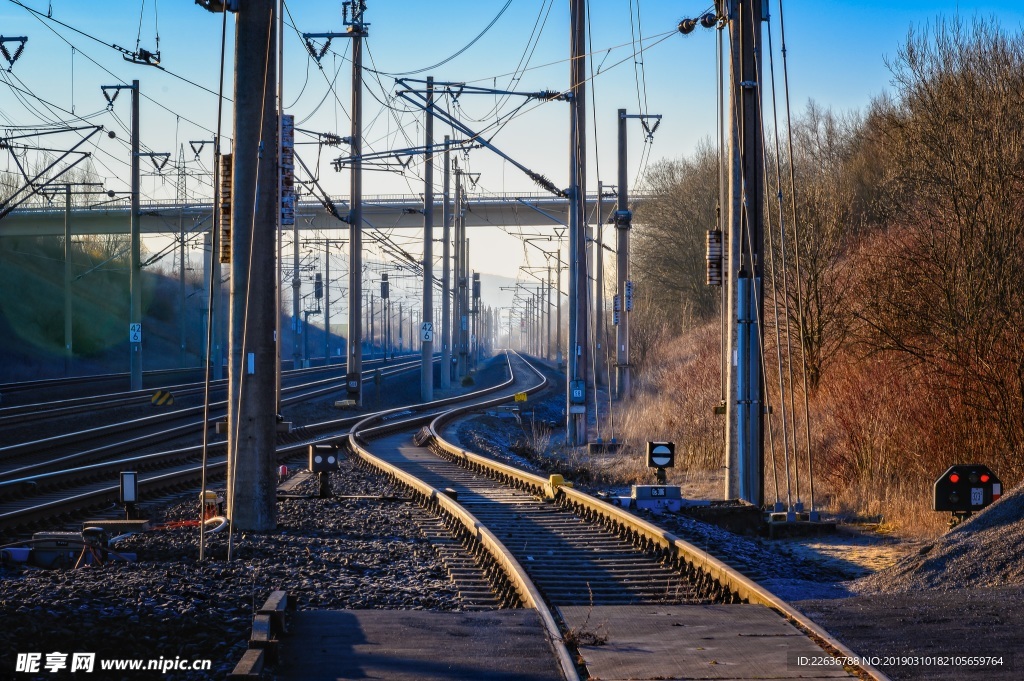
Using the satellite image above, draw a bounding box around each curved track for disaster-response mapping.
[343,351,889,681]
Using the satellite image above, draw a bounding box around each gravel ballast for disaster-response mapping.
[0,455,462,680]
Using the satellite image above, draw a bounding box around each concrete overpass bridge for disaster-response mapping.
[0,191,648,238]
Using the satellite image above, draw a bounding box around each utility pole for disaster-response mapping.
[421,76,435,400]
[345,2,368,403]
[567,0,588,445]
[724,0,765,506]
[228,0,278,531]
[441,135,452,389]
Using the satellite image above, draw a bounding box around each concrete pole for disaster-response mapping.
[347,16,366,403]
[228,0,278,531]
[615,109,632,400]
[64,184,72,376]
[567,0,588,444]
[441,135,452,388]
[421,76,434,400]
[130,79,142,391]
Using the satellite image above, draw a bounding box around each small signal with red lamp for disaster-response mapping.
[934,464,1002,526]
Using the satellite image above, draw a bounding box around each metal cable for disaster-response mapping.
[777,0,817,515]
[760,9,795,510]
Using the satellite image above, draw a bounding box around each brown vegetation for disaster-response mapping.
[626,17,1024,535]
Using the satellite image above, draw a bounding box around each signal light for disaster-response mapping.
[981,474,990,483]
[969,471,979,484]
[949,473,960,483]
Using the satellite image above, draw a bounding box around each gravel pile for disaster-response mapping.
[0,454,461,680]
[853,484,1024,594]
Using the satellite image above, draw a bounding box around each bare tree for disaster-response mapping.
[854,17,1024,464]
[632,140,720,330]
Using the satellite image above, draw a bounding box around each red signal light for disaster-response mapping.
[981,474,990,483]
[949,474,960,483]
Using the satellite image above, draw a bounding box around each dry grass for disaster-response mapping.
[610,321,1021,539]
[604,323,725,496]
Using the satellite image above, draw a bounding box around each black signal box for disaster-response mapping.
[933,464,1002,513]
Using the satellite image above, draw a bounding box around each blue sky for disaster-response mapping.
[3,0,1023,293]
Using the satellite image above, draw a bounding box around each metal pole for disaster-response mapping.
[556,247,563,368]
[421,76,434,400]
[179,159,187,368]
[130,79,142,391]
[213,158,224,382]
[276,1,284,407]
[324,243,331,364]
[292,226,301,371]
[227,0,278,531]
[347,12,366,404]
[725,0,765,505]
[595,180,606,386]
[441,135,452,388]
[615,109,632,400]
[546,262,552,360]
[64,184,72,376]
[454,168,466,379]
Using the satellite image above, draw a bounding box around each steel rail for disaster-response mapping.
[0,358,428,474]
[345,352,579,681]
[417,356,891,681]
[0,355,409,426]
[0,356,466,532]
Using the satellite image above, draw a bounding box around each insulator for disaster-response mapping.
[678,18,697,35]
[706,229,723,286]
[700,12,718,29]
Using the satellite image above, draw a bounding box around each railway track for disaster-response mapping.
[0,354,411,429]
[2,349,886,679]
[0,356,430,482]
[0,358,435,534]
[333,351,888,681]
